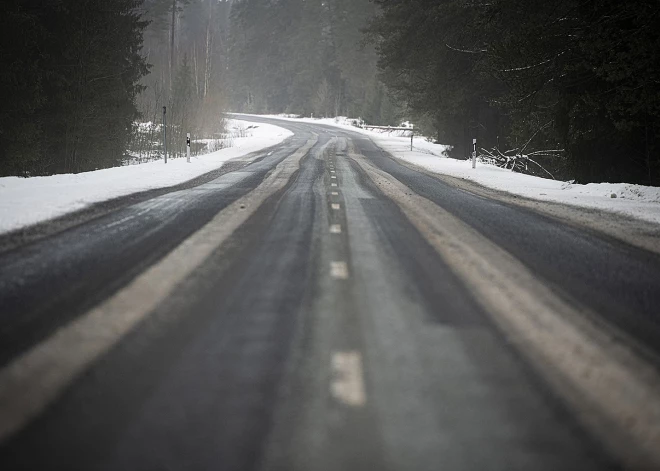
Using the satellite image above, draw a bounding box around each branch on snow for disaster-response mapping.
[444,43,487,54]
[500,50,566,72]
[478,146,560,179]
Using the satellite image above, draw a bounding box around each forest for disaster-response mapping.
[369,0,660,185]
[1,0,659,185]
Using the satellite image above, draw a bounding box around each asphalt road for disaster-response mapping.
[1,116,659,470]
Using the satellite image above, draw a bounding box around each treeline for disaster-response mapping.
[5,0,657,185]
[131,0,232,162]
[0,0,148,176]
[0,0,235,176]
[369,0,660,185]
[225,0,399,125]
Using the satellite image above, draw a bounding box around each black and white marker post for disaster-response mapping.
[187,133,191,163]
[163,106,167,164]
[472,138,477,169]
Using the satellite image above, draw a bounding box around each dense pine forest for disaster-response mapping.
[1,0,148,176]
[369,0,660,185]
[1,0,659,185]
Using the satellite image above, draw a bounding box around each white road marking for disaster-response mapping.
[330,261,349,279]
[331,203,341,210]
[331,191,339,196]
[351,152,660,468]
[103,214,137,230]
[330,224,342,234]
[0,138,319,442]
[331,351,366,407]
[331,170,336,174]
[331,183,338,187]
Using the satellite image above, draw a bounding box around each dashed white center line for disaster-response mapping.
[331,183,338,187]
[330,261,349,279]
[331,191,339,196]
[331,203,341,210]
[331,351,366,407]
[330,224,342,234]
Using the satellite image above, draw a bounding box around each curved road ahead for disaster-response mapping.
[1,116,660,470]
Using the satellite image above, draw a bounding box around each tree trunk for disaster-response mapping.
[169,0,176,95]
[193,43,199,97]
[204,1,213,100]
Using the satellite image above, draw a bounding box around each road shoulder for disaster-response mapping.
[0,142,288,255]
[387,155,660,256]
[347,145,660,469]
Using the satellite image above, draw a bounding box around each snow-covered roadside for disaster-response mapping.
[0,119,292,235]
[252,114,660,225]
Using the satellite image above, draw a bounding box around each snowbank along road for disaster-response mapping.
[1,116,660,471]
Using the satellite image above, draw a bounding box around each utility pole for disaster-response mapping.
[163,106,167,164]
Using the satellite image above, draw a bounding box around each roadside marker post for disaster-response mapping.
[472,138,477,169]
[163,106,167,164]
[187,133,191,163]
[411,126,414,151]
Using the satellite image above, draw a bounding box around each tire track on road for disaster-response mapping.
[347,143,660,470]
[0,136,318,442]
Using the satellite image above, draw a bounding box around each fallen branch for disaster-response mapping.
[478,146,560,179]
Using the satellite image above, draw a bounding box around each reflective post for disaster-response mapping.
[411,125,414,151]
[163,106,167,164]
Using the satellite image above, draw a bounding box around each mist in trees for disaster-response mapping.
[2,0,658,186]
[0,0,394,177]
[225,0,399,124]
[132,0,233,162]
[0,0,233,176]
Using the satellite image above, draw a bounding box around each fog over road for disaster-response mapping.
[1,116,660,470]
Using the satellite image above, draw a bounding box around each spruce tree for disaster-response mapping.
[0,0,150,176]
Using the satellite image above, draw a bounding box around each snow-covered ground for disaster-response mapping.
[0,119,292,235]
[3,112,658,236]
[254,114,660,225]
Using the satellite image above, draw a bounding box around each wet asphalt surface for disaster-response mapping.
[1,116,658,470]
